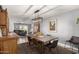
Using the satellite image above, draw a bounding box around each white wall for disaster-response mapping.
[9,9,79,42]
[41,9,79,41]
[9,16,32,32]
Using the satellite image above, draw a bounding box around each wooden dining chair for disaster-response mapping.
[45,39,58,53]
[32,38,44,47]
[27,36,33,45]
[32,38,45,53]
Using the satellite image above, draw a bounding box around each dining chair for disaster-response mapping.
[45,39,58,53]
[32,38,45,53]
[27,36,32,45]
[32,38,44,48]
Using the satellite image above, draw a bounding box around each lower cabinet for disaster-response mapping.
[0,37,18,54]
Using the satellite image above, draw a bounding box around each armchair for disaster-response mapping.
[65,36,79,53]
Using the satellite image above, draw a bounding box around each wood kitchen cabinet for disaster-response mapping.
[0,9,8,36]
[0,11,6,25]
[0,7,18,54]
[0,33,19,54]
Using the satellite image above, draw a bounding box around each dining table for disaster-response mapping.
[27,34,58,53]
[28,34,58,45]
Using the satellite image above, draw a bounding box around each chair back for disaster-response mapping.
[32,38,43,45]
[51,40,58,48]
[71,36,79,44]
[32,38,38,45]
[27,36,32,42]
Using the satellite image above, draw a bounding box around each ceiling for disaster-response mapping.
[2,5,79,19]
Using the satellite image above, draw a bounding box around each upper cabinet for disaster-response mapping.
[0,8,9,36]
[0,9,7,26]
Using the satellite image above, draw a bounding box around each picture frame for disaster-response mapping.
[33,21,40,33]
[49,19,57,32]
[76,17,79,24]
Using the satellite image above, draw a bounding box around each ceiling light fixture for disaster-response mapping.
[32,9,43,22]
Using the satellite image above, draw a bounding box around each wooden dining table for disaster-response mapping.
[28,35,58,45]
[27,34,58,53]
